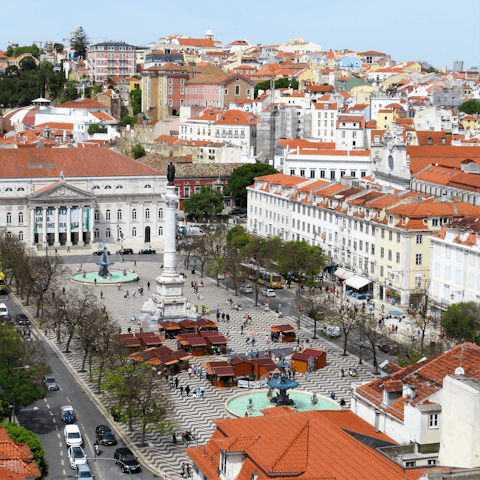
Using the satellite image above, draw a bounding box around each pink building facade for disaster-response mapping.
[87,41,136,83]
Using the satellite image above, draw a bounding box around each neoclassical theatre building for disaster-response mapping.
[0,149,168,249]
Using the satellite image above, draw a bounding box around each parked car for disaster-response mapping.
[14,313,29,325]
[263,289,276,297]
[61,405,75,423]
[64,425,83,447]
[44,374,59,391]
[68,446,88,469]
[116,248,133,255]
[76,464,95,480]
[377,342,401,356]
[239,213,248,218]
[138,247,156,254]
[324,325,341,338]
[0,303,9,317]
[95,425,116,445]
[240,284,253,294]
[114,447,140,473]
[92,249,110,256]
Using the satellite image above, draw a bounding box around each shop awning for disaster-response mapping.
[345,275,372,290]
[334,268,355,280]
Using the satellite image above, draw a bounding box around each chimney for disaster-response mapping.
[453,204,458,214]
[296,146,299,154]
[374,408,380,433]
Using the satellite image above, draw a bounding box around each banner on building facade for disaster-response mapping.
[34,207,89,233]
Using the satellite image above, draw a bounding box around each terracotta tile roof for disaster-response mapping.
[356,343,480,421]
[0,149,162,179]
[253,173,306,188]
[278,138,335,150]
[416,131,451,146]
[213,110,257,126]
[91,111,118,121]
[177,38,216,47]
[407,145,480,174]
[34,122,74,130]
[55,98,109,109]
[185,409,418,480]
[387,201,480,217]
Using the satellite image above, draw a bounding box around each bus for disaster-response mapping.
[240,263,283,289]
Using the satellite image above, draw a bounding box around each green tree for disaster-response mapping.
[19,56,37,72]
[54,43,64,53]
[5,45,41,59]
[460,99,480,115]
[442,301,480,344]
[56,80,78,104]
[225,163,278,205]
[254,77,299,98]
[88,124,107,135]
[131,144,146,159]
[102,362,175,446]
[0,423,48,478]
[129,89,142,116]
[183,186,224,218]
[222,226,250,295]
[324,297,358,356]
[70,27,90,59]
[120,115,136,128]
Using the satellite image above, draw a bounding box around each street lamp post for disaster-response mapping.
[12,365,30,422]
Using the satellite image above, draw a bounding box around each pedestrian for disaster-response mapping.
[292,368,296,380]
[251,337,255,347]
[94,278,97,286]
[240,324,244,334]
[341,368,345,378]
[127,327,131,334]
[193,392,197,401]
[381,304,385,313]
[216,311,220,320]
[133,290,136,298]
[305,371,309,382]
[186,465,191,478]
[226,313,230,323]
[188,367,193,378]
[181,463,186,478]
[100,290,103,299]
[134,261,136,267]
[198,366,203,378]
[193,365,197,376]
[67,246,71,253]
[180,386,184,397]
[330,391,336,400]
[340,398,346,408]
[147,281,150,290]
[45,245,48,254]
[395,325,398,332]
[200,386,205,398]
[221,313,225,322]
[185,385,190,397]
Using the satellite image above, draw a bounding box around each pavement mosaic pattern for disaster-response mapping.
[49,261,377,478]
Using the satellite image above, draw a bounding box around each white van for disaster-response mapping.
[64,425,83,447]
[0,303,8,317]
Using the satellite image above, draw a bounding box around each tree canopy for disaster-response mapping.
[460,99,480,115]
[130,89,142,116]
[442,302,480,344]
[254,77,299,98]
[183,186,224,218]
[5,44,41,59]
[131,144,146,159]
[225,163,278,202]
[70,27,90,59]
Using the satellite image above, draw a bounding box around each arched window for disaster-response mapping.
[5,188,12,192]
[18,231,24,241]
[132,209,137,220]
[18,212,24,224]
[94,229,99,238]
[93,185,100,190]
[95,210,100,221]
[158,226,163,236]
[6,232,11,238]
[116,185,123,189]
[106,228,111,238]
[145,208,150,220]
[132,227,137,237]
[17,187,24,191]
[6,213,11,224]
[158,208,164,219]
[144,184,152,189]
[106,210,111,220]
[117,209,122,221]
[104,185,112,189]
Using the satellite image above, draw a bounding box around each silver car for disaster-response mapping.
[44,374,59,391]
[76,464,94,480]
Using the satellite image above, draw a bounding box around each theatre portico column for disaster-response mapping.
[88,206,94,245]
[30,208,35,245]
[78,206,83,245]
[54,207,60,247]
[66,208,72,246]
[42,207,47,246]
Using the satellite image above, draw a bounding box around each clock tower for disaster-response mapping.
[372,127,411,190]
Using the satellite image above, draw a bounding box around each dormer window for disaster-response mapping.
[427,137,433,143]
[104,185,112,189]
[93,186,100,190]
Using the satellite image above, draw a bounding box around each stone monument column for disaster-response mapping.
[54,207,60,247]
[161,189,178,275]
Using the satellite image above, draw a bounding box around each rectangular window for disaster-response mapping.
[235,85,240,95]
[380,266,384,277]
[456,269,462,284]
[396,252,400,263]
[396,233,401,243]
[456,249,462,262]
[415,253,422,265]
[381,229,385,239]
[429,414,439,429]
[380,247,385,259]
[446,246,451,259]
[388,249,392,261]
[416,234,423,245]
[445,266,451,280]
[320,170,325,178]
[388,231,393,241]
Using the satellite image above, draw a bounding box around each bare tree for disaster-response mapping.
[357,313,387,375]
[326,297,359,356]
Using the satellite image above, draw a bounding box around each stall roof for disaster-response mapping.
[188,337,208,346]
[212,366,235,377]
[345,275,372,290]
[230,356,252,365]
[157,321,181,329]
[171,349,191,360]
[196,318,217,326]
[157,354,179,365]
[292,352,310,362]
[303,348,326,357]
[207,361,230,368]
[178,319,196,327]
[334,267,355,280]
[271,324,296,333]
[209,336,227,344]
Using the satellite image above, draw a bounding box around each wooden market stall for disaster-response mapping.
[136,332,163,349]
[291,348,327,374]
[117,336,143,352]
[204,361,235,388]
[178,319,197,333]
[251,358,278,377]
[200,331,229,355]
[270,324,296,343]
[229,356,253,378]
[170,349,191,371]
[157,321,182,340]
[196,318,218,332]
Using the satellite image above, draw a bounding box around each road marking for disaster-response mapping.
[58,386,62,391]
[46,404,50,408]
[52,418,56,423]
[63,469,66,476]
[50,411,53,416]
[83,435,107,480]
[59,442,62,448]
[57,433,60,439]
[66,397,71,403]
[61,459,64,465]
[43,398,47,402]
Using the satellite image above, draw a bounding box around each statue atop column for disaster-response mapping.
[167,162,175,185]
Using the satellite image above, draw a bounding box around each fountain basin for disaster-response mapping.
[71,271,138,285]
[225,389,339,417]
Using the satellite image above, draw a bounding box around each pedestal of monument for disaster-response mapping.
[141,184,196,326]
